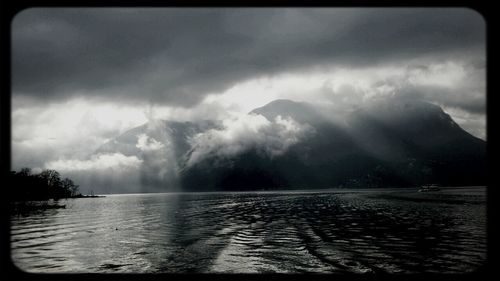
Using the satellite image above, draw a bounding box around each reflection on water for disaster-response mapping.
[11,187,486,273]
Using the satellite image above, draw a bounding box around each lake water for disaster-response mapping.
[10,187,487,273]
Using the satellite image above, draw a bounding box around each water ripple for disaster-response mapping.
[11,187,486,273]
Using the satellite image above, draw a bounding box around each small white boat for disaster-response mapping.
[418,184,441,192]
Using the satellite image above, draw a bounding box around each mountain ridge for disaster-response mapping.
[94,97,486,192]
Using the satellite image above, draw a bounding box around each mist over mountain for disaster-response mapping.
[93,119,218,192]
[93,97,486,193]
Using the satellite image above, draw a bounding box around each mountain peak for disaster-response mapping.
[250,99,325,124]
[363,97,444,115]
[349,97,479,148]
[250,99,311,113]
[91,96,485,192]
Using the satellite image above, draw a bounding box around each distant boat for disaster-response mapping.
[418,184,441,192]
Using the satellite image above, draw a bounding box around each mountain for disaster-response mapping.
[180,98,486,190]
[250,99,327,124]
[94,119,218,191]
[96,119,216,159]
[95,98,486,192]
[344,98,486,187]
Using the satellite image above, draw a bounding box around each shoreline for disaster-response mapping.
[87,185,487,197]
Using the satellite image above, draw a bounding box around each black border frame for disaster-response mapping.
[0,1,496,281]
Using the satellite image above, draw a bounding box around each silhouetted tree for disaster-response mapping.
[62,178,79,197]
[19,167,31,177]
[9,168,81,201]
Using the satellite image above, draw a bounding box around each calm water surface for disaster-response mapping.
[11,187,486,273]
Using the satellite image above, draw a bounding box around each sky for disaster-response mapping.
[11,8,486,193]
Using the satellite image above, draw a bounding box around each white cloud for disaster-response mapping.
[202,72,327,114]
[41,153,144,194]
[441,106,486,140]
[11,97,149,170]
[185,113,314,167]
[45,153,143,171]
[406,62,467,88]
[135,126,179,183]
[136,133,164,152]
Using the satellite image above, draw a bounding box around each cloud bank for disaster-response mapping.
[185,114,315,167]
[12,8,484,107]
[46,153,142,172]
[44,153,143,194]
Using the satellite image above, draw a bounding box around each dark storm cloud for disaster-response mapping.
[12,8,485,107]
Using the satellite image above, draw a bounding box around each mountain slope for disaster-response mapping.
[181,98,486,190]
[345,98,486,186]
[95,98,486,192]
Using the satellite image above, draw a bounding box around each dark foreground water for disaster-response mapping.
[11,187,486,273]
